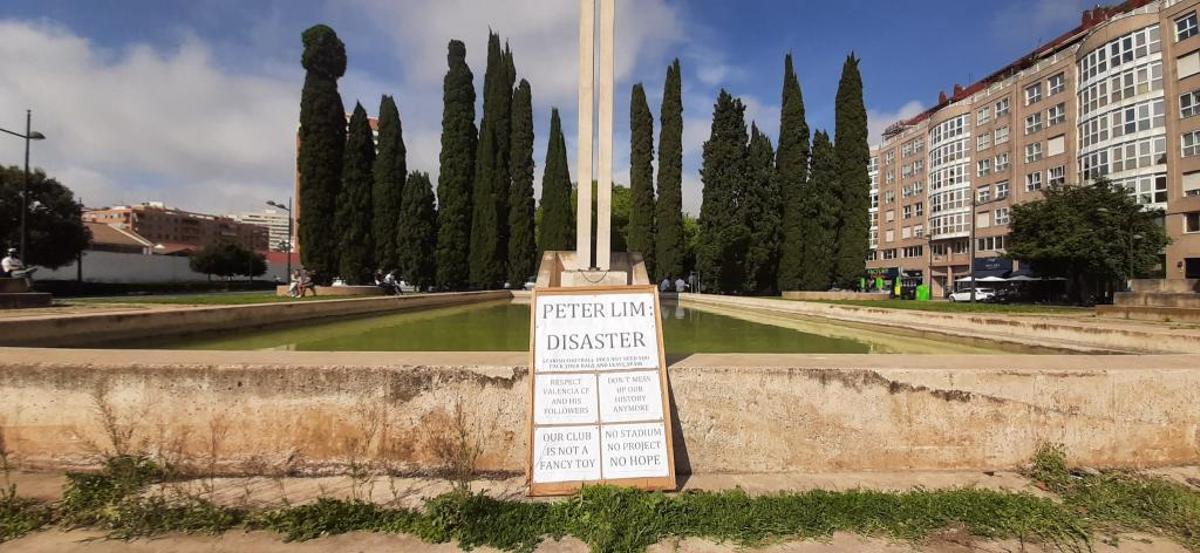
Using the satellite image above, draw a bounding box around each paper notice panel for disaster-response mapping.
[527,285,676,496]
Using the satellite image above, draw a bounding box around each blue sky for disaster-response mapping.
[0,0,1092,215]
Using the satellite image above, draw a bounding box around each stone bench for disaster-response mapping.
[0,277,51,309]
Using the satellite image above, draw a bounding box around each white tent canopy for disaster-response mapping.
[955,275,1007,282]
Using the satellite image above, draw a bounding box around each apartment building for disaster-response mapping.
[232,209,291,252]
[868,0,1200,296]
[83,202,270,253]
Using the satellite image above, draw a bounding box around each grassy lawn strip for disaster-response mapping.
[805,299,1091,315]
[3,448,1198,552]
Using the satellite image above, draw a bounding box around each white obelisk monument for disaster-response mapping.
[536,0,649,287]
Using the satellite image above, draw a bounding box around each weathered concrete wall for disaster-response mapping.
[1,349,1196,475]
[689,294,1200,354]
[0,291,509,348]
[782,291,891,301]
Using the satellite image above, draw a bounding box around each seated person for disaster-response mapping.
[1,248,37,279]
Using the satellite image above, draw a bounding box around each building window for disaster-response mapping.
[885,151,895,164]
[914,181,924,194]
[995,98,1010,117]
[977,236,1006,251]
[996,180,1010,199]
[915,202,924,217]
[885,190,896,204]
[1025,142,1043,163]
[1184,171,1200,197]
[1024,112,1043,134]
[903,205,913,219]
[1186,212,1200,233]
[976,107,990,125]
[1178,12,1198,42]
[902,245,923,258]
[1047,134,1066,157]
[1025,171,1043,191]
[1048,165,1065,187]
[977,185,991,203]
[882,249,897,260]
[1048,72,1065,95]
[977,159,991,177]
[885,229,894,242]
[995,207,1010,225]
[914,224,924,237]
[886,210,895,222]
[976,133,991,151]
[994,152,1010,172]
[1047,103,1065,126]
[1182,90,1200,118]
[1025,82,1042,105]
[995,126,1009,144]
[1184,130,1200,157]
[1178,50,1200,79]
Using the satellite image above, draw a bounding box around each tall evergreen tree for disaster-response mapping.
[398,171,438,289]
[336,103,376,284]
[507,79,537,287]
[832,53,871,288]
[798,130,839,289]
[435,39,477,290]
[470,33,514,288]
[742,123,779,294]
[538,108,575,254]
[696,90,750,293]
[627,83,656,278]
[373,95,406,271]
[297,24,347,277]
[774,53,813,292]
[654,59,684,281]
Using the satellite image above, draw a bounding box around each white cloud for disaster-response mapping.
[991,0,1087,50]
[867,100,925,146]
[0,19,299,214]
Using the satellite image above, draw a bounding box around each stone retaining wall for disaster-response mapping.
[686,294,1200,354]
[1,349,1196,475]
[781,291,891,301]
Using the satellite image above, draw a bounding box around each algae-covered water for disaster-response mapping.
[110,300,876,353]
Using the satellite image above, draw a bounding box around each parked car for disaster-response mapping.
[948,287,996,302]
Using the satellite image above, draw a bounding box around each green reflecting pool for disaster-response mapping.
[110,301,875,353]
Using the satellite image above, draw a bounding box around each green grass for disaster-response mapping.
[803,299,1091,315]
[4,448,1199,551]
[68,292,349,306]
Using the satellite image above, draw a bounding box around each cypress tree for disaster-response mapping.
[627,83,656,278]
[297,24,347,278]
[398,171,438,289]
[373,95,406,271]
[507,79,537,287]
[697,90,750,294]
[742,123,779,295]
[538,108,575,254]
[832,53,871,288]
[774,53,813,292]
[435,40,477,290]
[654,59,684,281]
[336,103,376,284]
[470,33,512,289]
[798,130,839,289]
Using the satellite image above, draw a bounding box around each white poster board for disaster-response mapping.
[527,285,676,495]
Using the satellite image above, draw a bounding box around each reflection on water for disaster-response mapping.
[104,300,874,353]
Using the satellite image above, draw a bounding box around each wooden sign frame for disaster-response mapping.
[526,284,677,496]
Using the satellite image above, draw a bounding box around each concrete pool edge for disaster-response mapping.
[1,349,1197,475]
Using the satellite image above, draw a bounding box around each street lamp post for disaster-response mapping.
[0,110,47,260]
[267,198,293,279]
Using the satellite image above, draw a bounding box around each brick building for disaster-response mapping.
[82,202,269,254]
[868,0,1200,296]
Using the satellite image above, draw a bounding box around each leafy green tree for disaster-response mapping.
[1007,178,1168,304]
[654,59,685,281]
[373,95,406,271]
[537,108,574,254]
[796,130,840,290]
[0,167,90,269]
[189,241,266,280]
[775,53,813,292]
[742,123,780,294]
[831,53,871,288]
[697,90,750,293]
[336,103,376,284]
[507,79,537,286]
[470,33,515,289]
[297,24,347,277]
[397,171,438,289]
[436,39,477,290]
[628,83,656,277]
